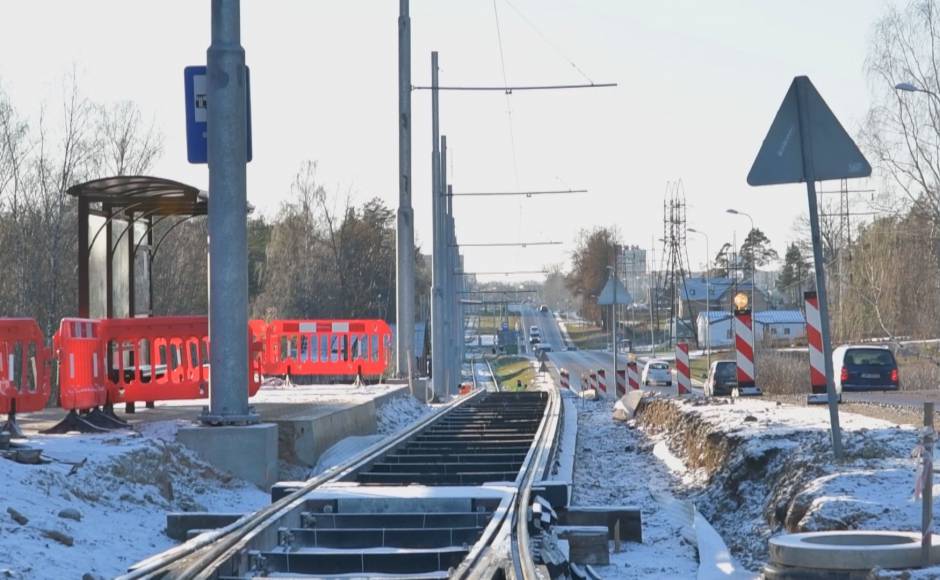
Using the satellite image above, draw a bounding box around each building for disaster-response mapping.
[679,277,770,319]
[617,245,648,305]
[696,310,806,348]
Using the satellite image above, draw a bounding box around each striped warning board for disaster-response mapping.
[675,341,691,395]
[616,369,626,397]
[627,361,640,390]
[734,309,762,396]
[596,369,608,396]
[805,291,828,404]
[559,368,570,390]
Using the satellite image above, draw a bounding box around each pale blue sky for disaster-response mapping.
[0,1,896,277]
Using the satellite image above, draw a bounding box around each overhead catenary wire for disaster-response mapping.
[502,0,596,85]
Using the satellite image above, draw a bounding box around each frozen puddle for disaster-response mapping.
[572,401,698,579]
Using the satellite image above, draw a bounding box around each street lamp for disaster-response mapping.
[726,208,756,312]
[895,81,940,106]
[687,227,711,370]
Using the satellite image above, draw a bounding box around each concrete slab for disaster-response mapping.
[176,423,278,489]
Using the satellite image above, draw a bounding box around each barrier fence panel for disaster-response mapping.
[54,318,107,411]
[0,319,51,431]
[258,319,392,379]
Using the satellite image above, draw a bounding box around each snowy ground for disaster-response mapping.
[0,431,267,580]
[641,395,939,573]
[571,399,699,579]
[1,390,433,580]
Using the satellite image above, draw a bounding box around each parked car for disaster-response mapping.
[833,345,899,394]
[705,360,738,396]
[642,360,672,386]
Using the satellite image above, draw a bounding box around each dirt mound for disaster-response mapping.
[635,397,918,571]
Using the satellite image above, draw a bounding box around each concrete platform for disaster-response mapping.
[178,423,279,488]
[15,382,412,486]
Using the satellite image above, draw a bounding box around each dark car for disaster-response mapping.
[705,360,737,396]
[833,346,899,393]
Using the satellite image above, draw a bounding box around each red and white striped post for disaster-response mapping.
[734,303,756,395]
[675,341,691,395]
[596,369,608,397]
[616,369,627,397]
[627,361,640,390]
[559,368,570,390]
[804,291,827,402]
[589,371,598,393]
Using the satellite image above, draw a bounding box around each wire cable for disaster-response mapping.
[502,0,596,85]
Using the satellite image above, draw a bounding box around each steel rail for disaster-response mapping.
[118,391,480,580]
[512,382,562,579]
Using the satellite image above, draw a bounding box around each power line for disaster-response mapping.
[502,0,596,84]
[492,0,520,190]
[449,188,587,197]
[453,241,562,247]
[412,82,616,91]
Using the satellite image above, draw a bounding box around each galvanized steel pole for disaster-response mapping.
[441,135,452,396]
[203,0,256,425]
[430,52,446,398]
[396,0,415,379]
[796,79,842,458]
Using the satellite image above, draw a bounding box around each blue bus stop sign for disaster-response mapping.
[184,65,252,164]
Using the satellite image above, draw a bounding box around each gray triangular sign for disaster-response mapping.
[747,76,871,186]
[539,350,549,362]
[539,360,548,373]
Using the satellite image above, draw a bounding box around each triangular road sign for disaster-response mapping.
[538,350,549,362]
[747,76,871,186]
[596,273,632,306]
[539,360,548,373]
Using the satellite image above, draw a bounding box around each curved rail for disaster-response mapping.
[122,381,561,579]
[119,391,481,580]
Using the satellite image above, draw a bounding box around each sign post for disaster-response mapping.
[747,76,872,459]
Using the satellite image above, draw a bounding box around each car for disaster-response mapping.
[705,360,738,397]
[539,304,549,313]
[529,335,541,345]
[833,345,899,394]
[642,360,672,386]
[535,343,553,354]
[530,325,541,337]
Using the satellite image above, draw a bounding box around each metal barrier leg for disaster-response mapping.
[85,406,129,429]
[41,410,111,434]
[0,401,25,438]
[126,402,136,414]
[146,401,155,409]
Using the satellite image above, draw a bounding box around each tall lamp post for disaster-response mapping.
[726,209,756,311]
[688,228,710,370]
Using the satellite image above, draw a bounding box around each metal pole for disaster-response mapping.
[796,78,842,458]
[430,51,446,399]
[923,402,935,566]
[705,234,710,370]
[612,245,618,392]
[203,0,256,425]
[396,0,415,379]
[441,134,453,396]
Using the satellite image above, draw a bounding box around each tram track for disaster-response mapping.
[120,384,561,579]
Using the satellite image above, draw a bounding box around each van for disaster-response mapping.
[832,345,899,394]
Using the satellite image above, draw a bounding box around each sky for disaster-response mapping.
[0,0,898,279]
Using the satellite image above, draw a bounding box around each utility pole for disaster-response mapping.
[395,0,415,380]
[430,51,447,398]
[441,134,454,394]
[612,244,619,389]
[203,0,256,425]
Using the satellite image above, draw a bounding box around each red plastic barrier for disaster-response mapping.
[97,316,263,404]
[257,319,392,378]
[0,318,51,414]
[54,318,107,410]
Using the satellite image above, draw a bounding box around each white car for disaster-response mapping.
[642,360,672,386]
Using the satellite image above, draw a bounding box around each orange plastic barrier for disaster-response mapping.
[0,318,51,414]
[54,318,107,411]
[97,316,263,404]
[257,319,392,378]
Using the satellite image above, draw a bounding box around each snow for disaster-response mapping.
[647,396,939,573]
[159,381,408,407]
[375,394,435,435]
[572,401,699,578]
[0,430,267,580]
